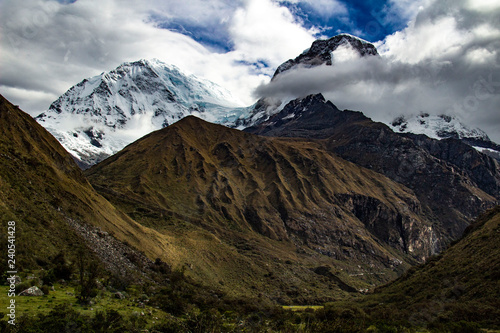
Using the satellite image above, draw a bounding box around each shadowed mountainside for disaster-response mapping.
[0,94,170,280]
[360,205,500,327]
[247,94,499,246]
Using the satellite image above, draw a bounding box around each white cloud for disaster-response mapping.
[0,0,317,115]
[384,0,427,23]
[379,17,470,63]
[229,0,316,67]
[466,0,499,12]
[0,85,58,112]
[256,0,500,142]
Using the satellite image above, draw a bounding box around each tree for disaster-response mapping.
[75,246,100,304]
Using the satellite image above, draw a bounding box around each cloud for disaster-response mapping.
[0,0,318,115]
[256,0,500,142]
[382,0,427,25]
[283,0,348,17]
[229,0,316,67]
[0,85,58,111]
[145,0,244,52]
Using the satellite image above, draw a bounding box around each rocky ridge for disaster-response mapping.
[273,34,378,79]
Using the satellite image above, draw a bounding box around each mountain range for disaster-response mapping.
[21,32,500,290]
[247,93,499,241]
[34,34,500,168]
[1,93,499,330]
[0,94,426,302]
[2,32,500,330]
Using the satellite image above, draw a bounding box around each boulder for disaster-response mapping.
[114,291,125,299]
[19,286,44,296]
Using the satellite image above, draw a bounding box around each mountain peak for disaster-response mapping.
[390,113,490,141]
[272,34,378,79]
[36,59,251,168]
[389,113,500,160]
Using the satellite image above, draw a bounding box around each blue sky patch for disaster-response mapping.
[153,0,411,52]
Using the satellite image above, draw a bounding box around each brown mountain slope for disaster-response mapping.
[86,115,443,300]
[247,94,498,245]
[359,205,500,327]
[0,95,170,277]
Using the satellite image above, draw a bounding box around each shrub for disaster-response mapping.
[15,281,31,294]
[41,285,50,295]
[429,321,482,333]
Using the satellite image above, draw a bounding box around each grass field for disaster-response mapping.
[282,305,324,312]
[0,284,169,327]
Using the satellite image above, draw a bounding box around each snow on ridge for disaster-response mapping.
[334,33,374,45]
[389,113,490,141]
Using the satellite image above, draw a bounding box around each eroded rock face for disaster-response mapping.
[335,193,439,259]
[404,134,500,199]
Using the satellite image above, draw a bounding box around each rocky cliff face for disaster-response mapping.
[246,94,498,245]
[404,134,500,199]
[362,206,500,324]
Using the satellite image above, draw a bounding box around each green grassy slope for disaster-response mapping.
[0,94,170,274]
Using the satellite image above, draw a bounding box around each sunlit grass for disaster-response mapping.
[282,305,324,312]
[0,284,169,326]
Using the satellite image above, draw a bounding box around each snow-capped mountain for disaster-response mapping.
[390,113,489,140]
[36,59,251,167]
[273,34,378,79]
[245,34,379,127]
[390,113,500,160]
[36,35,498,168]
[36,35,381,167]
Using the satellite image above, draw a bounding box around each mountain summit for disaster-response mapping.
[272,34,378,80]
[36,59,250,167]
[245,34,379,128]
